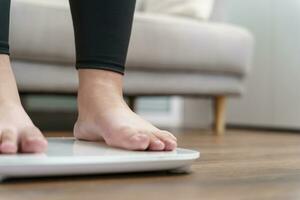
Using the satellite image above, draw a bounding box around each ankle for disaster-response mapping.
[77,69,127,116]
[78,69,123,92]
[77,69,125,104]
[0,55,22,105]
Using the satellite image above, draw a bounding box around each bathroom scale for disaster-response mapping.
[0,138,200,180]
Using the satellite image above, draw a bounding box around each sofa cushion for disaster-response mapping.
[12,60,244,96]
[127,13,253,76]
[139,0,215,20]
[10,0,253,76]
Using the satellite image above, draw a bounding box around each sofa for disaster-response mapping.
[9,0,254,135]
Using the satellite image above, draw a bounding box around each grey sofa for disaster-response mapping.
[9,0,254,135]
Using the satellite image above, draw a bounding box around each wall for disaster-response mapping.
[226,0,300,129]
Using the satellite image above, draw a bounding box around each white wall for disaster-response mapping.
[182,98,212,129]
[226,0,300,129]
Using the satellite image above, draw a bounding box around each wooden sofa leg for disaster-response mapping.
[127,96,137,111]
[214,96,226,135]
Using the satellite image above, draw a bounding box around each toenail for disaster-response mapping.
[24,137,47,147]
[168,139,176,144]
[166,140,177,149]
[24,137,38,144]
[131,135,147,142]
[153,140,165,147]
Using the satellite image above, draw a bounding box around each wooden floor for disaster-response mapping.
[1,129,300,200]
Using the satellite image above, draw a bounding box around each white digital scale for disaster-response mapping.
[0,138,200,180]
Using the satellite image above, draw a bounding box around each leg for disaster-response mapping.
[214,96,226,135]
[0,0,47,154]
[0,0,10,55]
[69,0,177,151]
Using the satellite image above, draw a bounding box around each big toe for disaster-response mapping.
[148,135,165,151]
[105,127,150,151]
[20,127,48,153]
[128,134,151,150]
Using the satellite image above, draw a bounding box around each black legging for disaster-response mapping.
[0,0,136,74]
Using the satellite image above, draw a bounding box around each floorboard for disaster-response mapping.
[1,129,300,200]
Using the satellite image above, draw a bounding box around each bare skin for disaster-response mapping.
[0,55,177,154]
[74,69,177,151]
[0,55,47,154]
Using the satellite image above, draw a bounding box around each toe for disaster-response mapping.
[0,130,18,154]
[148,134,165,151]
[154,131,177,151]
[128,134,150,150]
[20,127,47,153]
[161,130,177,141]
[105,127,150,151]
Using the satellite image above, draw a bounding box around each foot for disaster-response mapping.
[74,69,177,151]
[0,104,48,154]
[0,55,47,154]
